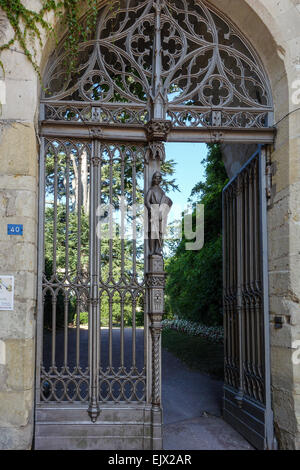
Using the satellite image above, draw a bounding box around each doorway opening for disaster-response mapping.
[161,142,273,450]
[35,0,275,450]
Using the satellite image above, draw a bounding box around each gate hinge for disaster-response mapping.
[265,148,273,204]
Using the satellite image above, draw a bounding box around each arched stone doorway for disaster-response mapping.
[34,0,277,450]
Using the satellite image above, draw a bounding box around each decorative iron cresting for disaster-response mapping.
[41,0,273,129]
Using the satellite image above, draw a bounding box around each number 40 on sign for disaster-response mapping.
[7,224,23,236]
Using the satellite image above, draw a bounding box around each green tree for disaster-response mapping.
[165,144,228,326]
[43,144,178,329]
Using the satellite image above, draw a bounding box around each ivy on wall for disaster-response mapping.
[0,0,107,76]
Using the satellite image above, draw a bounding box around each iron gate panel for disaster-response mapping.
[35,139,151,449]
[222,146,274,450]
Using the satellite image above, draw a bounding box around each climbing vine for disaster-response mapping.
[0,0,103,77]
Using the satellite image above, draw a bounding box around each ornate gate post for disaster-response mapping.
[148,254,165,448]
[145,120,172,449]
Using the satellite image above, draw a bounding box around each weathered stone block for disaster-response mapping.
[272,386,298,436]
[0,298,36,340]
[5,339,35,392]
[0,123,38,178]
[0,424,33,450]
[271,346,295,390]
[0,241,36,272]
[270,322,293,348]
[0,389,33,427]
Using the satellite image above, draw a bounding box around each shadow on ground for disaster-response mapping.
[162,348,253,450]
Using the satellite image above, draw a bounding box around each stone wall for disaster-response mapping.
[0,5,40,448]
[0,0,299,449]
[0,122,38,448]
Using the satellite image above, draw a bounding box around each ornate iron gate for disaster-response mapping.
[35,0,276,450]
[35,140,154,449]
[222,146,274,450]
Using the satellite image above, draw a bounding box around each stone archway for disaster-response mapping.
[0,0,299,450]
[34,0,276,450]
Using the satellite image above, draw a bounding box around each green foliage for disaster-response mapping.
[43,143,177,330]
[0,0,99,76]
[44,204,89,275]
[166,237,223,325]
[73,311,88,325]
[189,144,229,242]
[44,203,144,328]
[43,257,74,328]
[165,144,228,327]
[162,329,224,379]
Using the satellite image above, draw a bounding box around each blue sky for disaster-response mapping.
[165,142,207,223]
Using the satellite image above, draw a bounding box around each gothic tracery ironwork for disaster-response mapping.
[42,0,273,129]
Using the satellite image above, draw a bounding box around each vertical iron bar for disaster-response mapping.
[249,166,257,399]
[64,151,70,369]
[222,190,226,382]
[95,151,101,404]
[65,151,70,276]
[76,297,80,369]
[152,0,164,120]
[242,172,247,396]
[143,293,147,371]
[63,294,68,369]
[234,188,238,385]
[120,294,124,368]
[230,188,235,381]
[51,298,57,369]
[109,147,113,283]
[144,153,151,403]
[51,145,58,369]
[132,151,137,280]
[235,173,244,407]
[132,297,136,369]
[36,137,46,403]
[108,147,113,373]
[76,148,82,371]
[88,139,100,423]
[109,295,113,368]
[53,148,58,275]
[120,147,125,369]
[245,169,251,394]
[254,158,263,387]
[121,147,125,281]
[98,146,102,383]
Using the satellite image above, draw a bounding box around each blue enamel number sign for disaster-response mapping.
[7,224,23,236]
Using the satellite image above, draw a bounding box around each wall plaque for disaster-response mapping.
[0,276,14,311]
